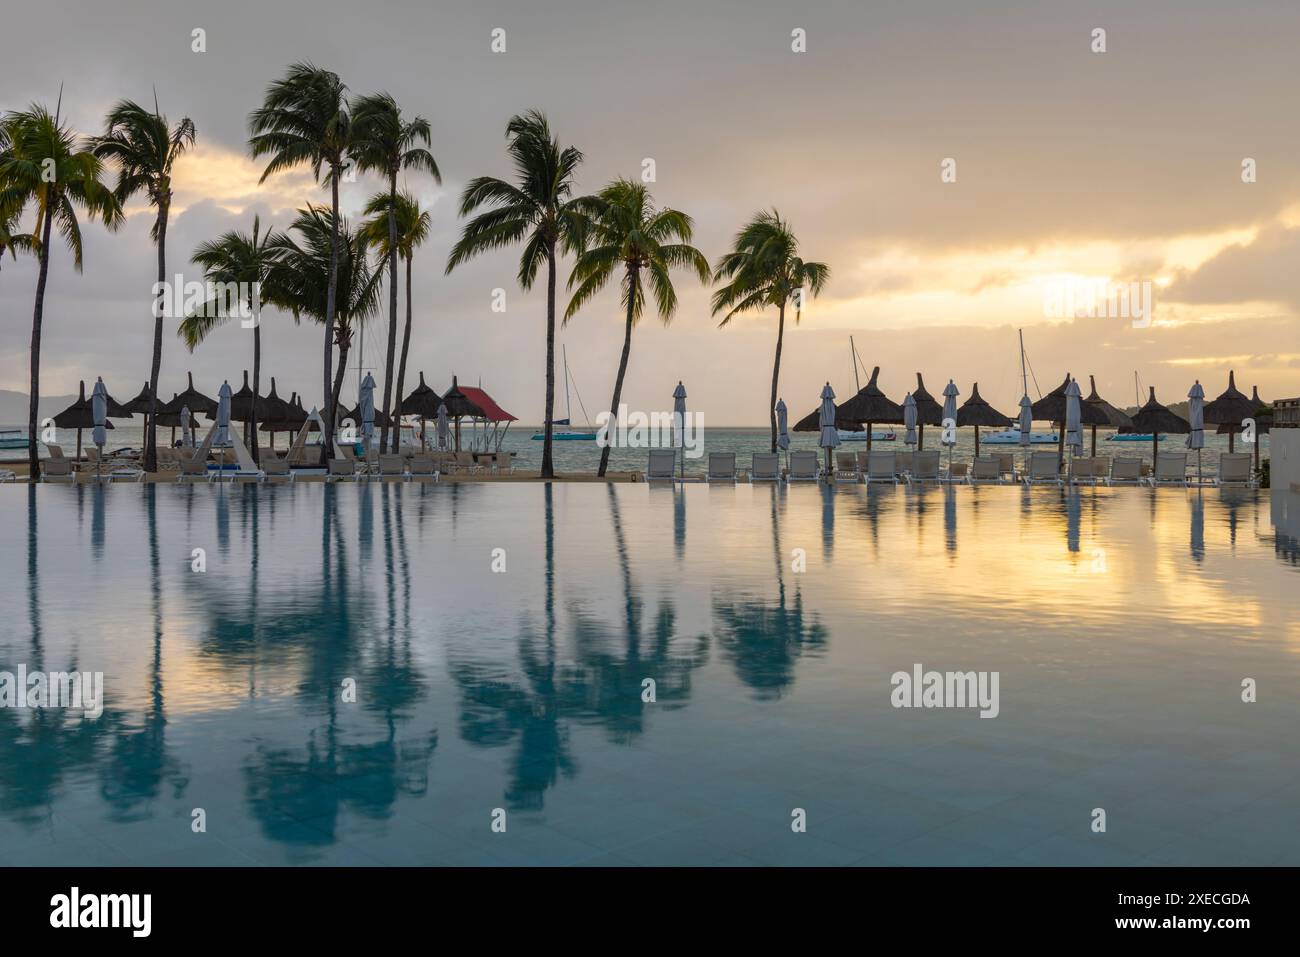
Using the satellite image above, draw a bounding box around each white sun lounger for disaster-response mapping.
[377,454,409,482]
[706,452,737,483]
[1215,452,1253,487]
[408,455,439,483]
[176,455,213,483]
[644,449,678,481]
[262,458,295,483]
[1148,452,1189,487]
[1023,451,1062,485]
[787,450,820,482]
[908,450,942,485]
[326,458,361,482]
[41,458,75,483]
[1108,457,1142,485]
[750,452,781,482]
[968,456,1002,484]
[866,450,898,485]
[833,451,861,483]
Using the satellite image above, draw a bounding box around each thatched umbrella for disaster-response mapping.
[793,403,863,433]
[154,392,200,446]
[122,382,153,416]
[1203,370,1256,453]
[836,366,904,450]
[401,372,442,450]
[1217,385,1271,471]
[340,402,391,430]
[956,382,1012,457]
[53,381,116,459]
[1034,373,1110,466]
[440,376,486,452]
[160,370,216,449]
[1082,374,1133,456]
[911,373,944,449]
[254,378,294,448]
[1130,386,1190,466]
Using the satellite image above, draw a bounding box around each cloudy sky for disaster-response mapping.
[2,0,1297,424]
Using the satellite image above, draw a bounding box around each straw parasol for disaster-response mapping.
[155,392,200,445]
[54,381,116,459]
[1203,370,1256,453]
[1034,373,1110,466]
[122,382,154,416]
[161,371,218,416]
[1082,374,1133,456]
[440,376,487,452]
[340,402,391,430]
[401,372,442,450]
[956,382,1012,457]
[910,373,944,449]
[1217,385,1271,471]
[1129,386,1190,466]
[836,366,904,450]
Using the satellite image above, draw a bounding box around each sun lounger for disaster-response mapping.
[644,449,678,481]
[968,456,1002,484]
[909,450,942,485]
[262,458,294,483]
[750,452,781,482]
[833,451,860,483]
[408,455,439,482]
[707,452,737,482]
[326,458,361,482]
[0,469,15,483]
[378,454,408,482]
[866,450,898,485]
[1023,451,1062,485]
[1108,457,1142,485]
[176,455,213,483]
[994,452,1017,482]
[101,465,145,483]
[946,461,968,483]
[787,450,820,482]
[1069,457,1095,485]
[1148,452,1189,487]
[41,458,75,483]
[1215,452,1253,487]
[456,452,482,474]
[45,443,66,459]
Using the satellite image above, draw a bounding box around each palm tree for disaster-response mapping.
[0,103,122,480]
[265,206,381,428]
[711,210,830,452]
[446,110,585,479]
[248,63,350,448]
[93,99,196,472]
[358,190,430,453]
[350,92,440,452]
[566,179,709,477]
[178,216,280,462]
[0,212,36,275]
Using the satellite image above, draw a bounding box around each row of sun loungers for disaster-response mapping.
[641,449,1260,487]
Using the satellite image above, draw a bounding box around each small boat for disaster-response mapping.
[982,429,1058,445]
[1107,432,1164,443]
[533,346,598,440]
[838,429,896,442]
[0,428,26,450]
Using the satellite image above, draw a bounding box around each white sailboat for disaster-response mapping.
[1106,371,1163,442]
[983,329,1057,444]
[533,345,596,440]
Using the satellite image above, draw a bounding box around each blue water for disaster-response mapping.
[2,482,1299,866]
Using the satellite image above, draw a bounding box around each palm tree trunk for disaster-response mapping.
[541,239,557,479]
[251,323,261,464]
[145,206,169,473]
[380,173,399,453]
[27,202,55,483]
[598,265,638,478]
[769,301,786,453]
[393,254,414,450]
[330,338,349,448]
[323,170,340,450]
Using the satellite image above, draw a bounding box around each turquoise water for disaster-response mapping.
[2,482,1299,866]
[2,424,1266,478]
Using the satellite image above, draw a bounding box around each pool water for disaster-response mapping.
[2,482,1298,866]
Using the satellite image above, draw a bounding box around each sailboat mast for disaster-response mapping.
[563,345,572,423]
[1019,328,1028,397]
[850,336,861,392]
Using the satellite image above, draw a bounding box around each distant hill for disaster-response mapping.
[0,389,79,426]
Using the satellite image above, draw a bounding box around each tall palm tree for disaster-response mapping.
[178,216,280,462]
[350,92,440,452]
[248,62,350,448]
[359,190,430,452]
[93,99,197,472]
[446,110,585,479]
[265,206,381,428]
[0,104,122,480]
[566,179,709,477]
[711,210,830,453]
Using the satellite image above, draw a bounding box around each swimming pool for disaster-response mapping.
[2,482,1298,866]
